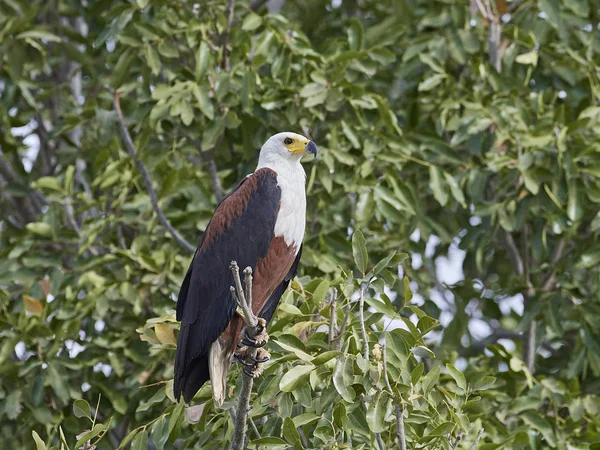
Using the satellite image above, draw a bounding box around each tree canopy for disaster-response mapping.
[1,0,600,448]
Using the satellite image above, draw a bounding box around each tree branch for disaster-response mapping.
[503,230,524,276]
[383,343,406,450]
[112,91,195,253]
[328,288,338,348]
[221,0,235,70]
[230,262,261,450]
[468,428,484,450]
[200,148,224,202]
[541,239,566,291]
[359,286,369,361]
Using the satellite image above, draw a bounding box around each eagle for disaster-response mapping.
[174,132,317,405]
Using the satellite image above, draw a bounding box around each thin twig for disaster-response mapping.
[503,230,524,276]
[202,151,224,201]
[383,343,406,450]
[230,262,260,450]
[221,0,235,70]
[358,286,369,361]
[328,288,338,348]
[468,428,484,450]
[375,433,385,450]
[541,239,566,291]
[112,91,195,253]
[452,430,464,449]
[521,225,536,372]
[249,418,261,439]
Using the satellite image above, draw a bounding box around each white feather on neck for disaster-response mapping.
[256,152,306,252]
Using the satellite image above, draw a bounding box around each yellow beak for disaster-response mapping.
[289,140,318,157]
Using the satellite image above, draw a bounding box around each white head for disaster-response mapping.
[257,132,318,170]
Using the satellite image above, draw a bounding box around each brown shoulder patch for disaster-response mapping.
[200,168,277,251]
[219,236,298,353]
[252,236,297,315]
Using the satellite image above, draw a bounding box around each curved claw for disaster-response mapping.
[233,355,257,367]
[243,367,256,377]
[240,337,267,348]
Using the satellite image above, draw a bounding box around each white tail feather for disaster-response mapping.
[209,338,232,406]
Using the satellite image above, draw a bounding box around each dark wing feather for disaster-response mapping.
[259,245,302,324]
[174,168,281,402]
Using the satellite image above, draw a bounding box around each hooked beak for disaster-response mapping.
[305,140,318,158]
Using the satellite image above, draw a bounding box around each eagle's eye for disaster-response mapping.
[284,138,293,145]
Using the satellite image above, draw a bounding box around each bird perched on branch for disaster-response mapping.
[174,132,317,405]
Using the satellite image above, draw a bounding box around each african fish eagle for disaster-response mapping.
[174,132,317,405]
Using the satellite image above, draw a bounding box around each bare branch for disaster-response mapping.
[112,91,195,253]
[359,286,369,361]
[452,430,464,449]
[541,239,566,291]
[503,230,524,276]
[221,0,235,70]
[230,262,262,450]
[383,343,406,450]
[521,225,536,372]
[468,428,484,450]
[328,288,338,348]
[249,418,261,440]
[375,433,385,450]
[202,151,224,201]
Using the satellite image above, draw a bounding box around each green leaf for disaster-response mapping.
[333,402,348,428]
[411,363,424,386]
[6,390,22,420]
[280,365,315,392]
[347,18,363,51]
[515,51,538,66]
[32,431,47,450]
[26,222,53,238]
[473,376,496,391]
[522,411,556,447]
[421,365,440,393]
[75,424,105,448]
[118,429,140,449]
[145,46,161,75]
[17,30,62,42]
[131,429,148,450]
[352,229,369,275]
[249,437,288,448]
[242,13,263,31]
[418,74,445,91]
[567,179,583,222]
[312,350,342,366]
[366,391,389,433]
[151,416,169,450]
[333,357,355,402]
[364,296,396,318]
[443,172,466,207]
[195,41,211,81]
[73,399,91,420]
[403,277,413,303]
[282,417,302,447]
[112,49,135,89]
[429,166,449,206]
[192,84,214,120]
[371,251,396,279]
[421,422,455,442]
[341,121,360,148]
[446,363,467,392]
[32,177,64,192]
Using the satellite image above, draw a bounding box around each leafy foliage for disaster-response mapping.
[1,0,600,448]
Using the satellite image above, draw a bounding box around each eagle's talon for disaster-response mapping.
[233,353,256,367]
[243,367,256,377]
